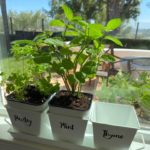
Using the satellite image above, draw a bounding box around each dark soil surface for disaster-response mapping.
[6,85,49,106]
[49,90,93,111]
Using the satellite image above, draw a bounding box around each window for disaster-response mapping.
[0,0,7,116]
[0,0,150,146]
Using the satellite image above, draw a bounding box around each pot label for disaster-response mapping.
[14,115,32,127]
[103,130,123,140]
[60,122,74,130]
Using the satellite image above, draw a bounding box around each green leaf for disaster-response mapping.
[75,72,86,83]
[76,20,88,27]
[11,40,34,46]
[45,38,64,47]
[51,83,60,93]
[62,59,74,70]
[51,62,66,75]
[49,20,65,27]
[33,64,47,74]
[101,54,116,62]
[105,36,123,46]
[78,53,88,65]
[67,74,77,86]
[86,48,97,55]
[72,16,82,21]
[106,18,122,31]
[71,36,83,45]
[37,78,51,90]
[33,53,51,64]
[50,83,60,94]
[11,44,36,58]
[37,79,60,95]
[67,24,75,29]
[61,48,72,55]
[81,61,97,77]
[87,24,104,39]
[33,32,52,41]
[62,4,73,21]
[65,30,79,36]
[141,93,150,110]
[93,40,99,48]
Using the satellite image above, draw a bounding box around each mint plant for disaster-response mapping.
[44,4,122,95]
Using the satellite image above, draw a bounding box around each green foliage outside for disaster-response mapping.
[0,57,30,75]
[96,71,150,111]
[0,10,50,32]
[48,0,140,22]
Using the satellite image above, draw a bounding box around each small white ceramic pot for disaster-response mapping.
[5,95,52,136]
[91,102,140,150]
[48,112,88,144]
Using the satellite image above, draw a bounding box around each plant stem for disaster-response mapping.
[62,75,71,91]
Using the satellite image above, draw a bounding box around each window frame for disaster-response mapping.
[0,88,8,116]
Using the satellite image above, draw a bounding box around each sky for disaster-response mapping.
[137,0,150,22]
[5,0,150,29]
[6,0,50,12]
[137,0,150,29]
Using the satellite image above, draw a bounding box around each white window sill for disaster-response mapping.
[0,116,150,150]
[0,107,8,116]
[0,116,62,150]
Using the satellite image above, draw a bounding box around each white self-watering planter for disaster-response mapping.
[91,102,140,150]
[5,95,52,136]
[48,112,88,144]
[48,91,93,144]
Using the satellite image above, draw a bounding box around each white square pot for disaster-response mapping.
[6,105,48,136]
[48,112,88,144]
[91,102,140,150]
[5,95,52,136]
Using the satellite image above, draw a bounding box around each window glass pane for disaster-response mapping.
[0,92,3,108]
[0,0,149,129]
[0,1,7,110]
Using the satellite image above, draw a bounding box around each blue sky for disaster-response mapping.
[6,0,150,28]
[136,0,150,29]
[6,0,50,12]
[138,0,150,22]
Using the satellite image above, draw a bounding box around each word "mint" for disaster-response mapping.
[60,122,74,130]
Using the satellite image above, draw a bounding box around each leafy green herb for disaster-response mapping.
[47,4,122,95]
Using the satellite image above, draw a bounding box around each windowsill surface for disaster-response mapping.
[0,116,150,150]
